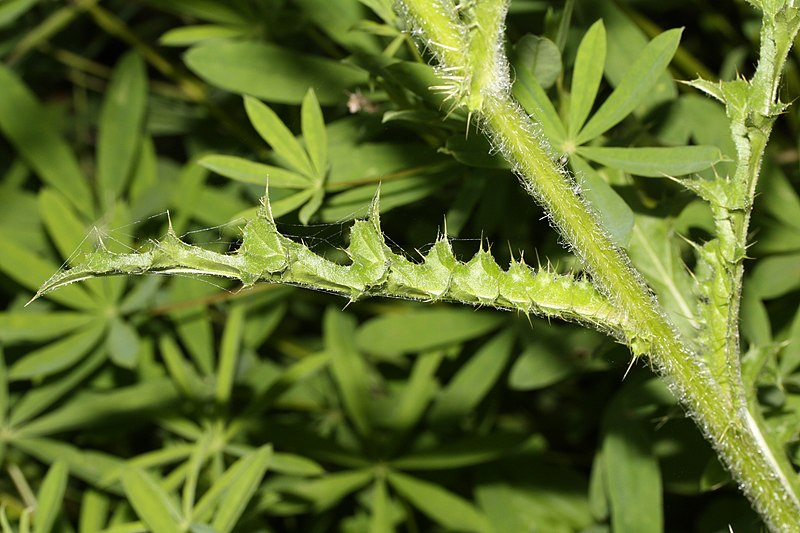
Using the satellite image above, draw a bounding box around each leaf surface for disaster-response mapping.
[185,41,367,104]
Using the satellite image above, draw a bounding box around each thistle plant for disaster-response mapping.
[14,0,800,531]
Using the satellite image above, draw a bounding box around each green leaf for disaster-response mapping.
[298,187,325,225]
[428,330,515,426]
[215,304,245,404]
[386,350,443,431]
[369,478,393,533]
[387,470,492,533]
[0,349,7,427]
[294,0,380,54]
[627,215,698,339]
[749,253,800,300]
[78,489,110,533]
[779,307,800,375]
[513,34,562,89]
[271,188,316,218]
[38,189,92,265]
[159,335,205,398]
[682,78,725,103]
[392,434,540,470]
[475,461,594,533]
[184,41,367,105]
[168,278,215,375]
[208,445,272,533]
[759,165,800,234]
[568,20,606,138]
[0,311,92,343]
[9,324,106,381]
[159,24,247,46]
[509,343,577,390]
[356,309,504,357]
[0,0,37,28]
[444,134,509,169]
[0,507,13,533]
[358,0,396,24]
[512,65,567,145]
[577,145,722,177]
[244,96,315,178]
[121,468,183,533]
[249,352,329,412]
[12,438,123,491]
[271,452,325,476]
[320,176,448,222]
[17,378,178,438]
[302,89,328,179]
[602,379,664,533]
[155,0,248,24]
[0,64,93,216]
[10,348,106,427]
[106,317,140,369]
[589,2,677,111]
[588,452,609,521]
[571,155,633,246]
[325,308,372,436]
[740,287,772,347]
[289,469,372,510]
[576,28,683,144]
[199,155,311,189]
[96,52,148,206]
[33,461,68,533]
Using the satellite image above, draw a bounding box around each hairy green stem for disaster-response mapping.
[400,0,800,529]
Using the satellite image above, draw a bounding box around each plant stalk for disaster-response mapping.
[399,0,800,529]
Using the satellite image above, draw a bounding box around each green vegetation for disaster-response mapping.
[2,0,800,531]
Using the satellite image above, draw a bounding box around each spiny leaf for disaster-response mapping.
[31,193,630,339]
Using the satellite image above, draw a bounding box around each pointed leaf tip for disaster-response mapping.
[259,195,277,225]
[368,186,382,231]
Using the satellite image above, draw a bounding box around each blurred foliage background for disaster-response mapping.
[1,0,799,531]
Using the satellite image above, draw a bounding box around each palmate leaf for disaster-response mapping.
[30,193,631,342]
[575,28,683,145]
[192,445,272,532]
[245,96,316,179]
